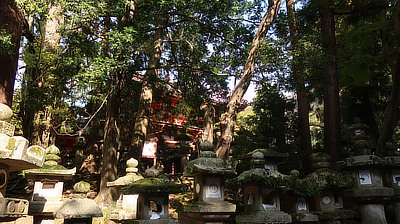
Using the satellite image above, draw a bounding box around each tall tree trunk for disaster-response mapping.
[95,87,121,206]
[131,13,167,158]
[20,15,35,142]
[22,1,63,148]
[0,0,25,107]
[215,0,282,159]
[377,2,400,155]
[200,102,215,143]
[94,2,121,206]
[286,0,312,155]
[320,0,342,168]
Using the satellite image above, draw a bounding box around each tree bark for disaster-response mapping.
[94,1,121,206]
[215,0,282,159]
[200,102,215,143]
[377,2,400,155]
[95,88,120,206]
[22,1,63,148]
[0,0,25,107]
[320,0,342,168]
[286,0,312,155]
[131,13,167,158]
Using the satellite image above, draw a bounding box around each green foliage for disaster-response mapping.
[251,81,297,148]
[232,80,303,174]
[0,29,14,55]
[232,107,257,158]
[11,89,23,136]
[226,170,322,197]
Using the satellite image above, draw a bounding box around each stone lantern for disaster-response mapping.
[226,150,292,224]
[173,132,193,173]
[384,155,400,223]
[338,118,393,224]
[300,152,355,223]
[339,155,393,224]
[25,145,76,224]
[284,170,319,223]
[123,166,187,223]
[73,137,86,169]
[349,117,370,155]
[54,198,102,224]
[107,157,143,221]
[183,140,236,224]
[0,103,46,221]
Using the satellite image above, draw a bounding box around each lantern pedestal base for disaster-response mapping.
[236,210,292,224]
[185,200,236,223]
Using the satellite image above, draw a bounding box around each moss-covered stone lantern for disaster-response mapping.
[284,170,319,223]
[338,118,394,224]
[0,103,46,221]
[123,166,187,223]
[107,158,144,221]
[300,152,355,223]
[183,140,236,224]
[25,145,76,224]
[226,150,292,224]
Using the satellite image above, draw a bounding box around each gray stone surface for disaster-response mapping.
[108,158,143,222]
[108,158,143,187]
[54,199,103,219]
[184,141,236,176]
[0,104,13,121]
[360,204,387,224]
[394,202,400,223]
[0,121,15,137]
[0,103,47,221]
[292,213,319,222]
[236,211,292,224]
[345,187,393,200]
[0,198,29,217]
[29,200,64,215]
[185,200,236,214]
[0,139,45,171]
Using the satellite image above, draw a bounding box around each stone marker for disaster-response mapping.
[0,103,46,221]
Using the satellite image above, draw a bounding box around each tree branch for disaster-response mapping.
[51,88,114,137]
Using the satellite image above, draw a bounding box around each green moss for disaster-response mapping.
[45,154,62,163]
[226,168,323,197]
[123,177,188,194]
[26,164,68,174]
[6,138,16,151]
[310,152,331,163]
[0,151,9,158]
[42,164,67,170]
[303,169,355,189]
[28,146,45,158]
[315,209,356,220]
[46,145,60,155]
[184,157,236,176]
